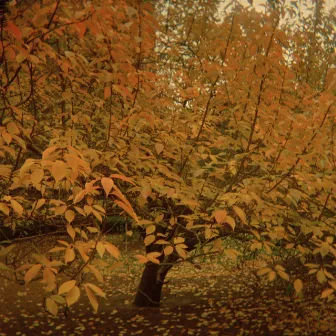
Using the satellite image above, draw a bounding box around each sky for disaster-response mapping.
[237,0,336,10]
[224,0,336,9]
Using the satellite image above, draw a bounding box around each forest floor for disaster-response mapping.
[0,236,336,336]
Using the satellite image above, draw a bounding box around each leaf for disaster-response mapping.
[10,199,23,216]
[214,209,227,224]
[320,242,330,258]
[104,243,120,259]
[321,288,334,299]
[46,298,58,316]
[146,252,161,264]
[144,234,155,246]
[155,143,164,155]
[317,270,327,284]
[0,203,10,216]
[24,264,42,284]
[101,177,114,197]
[88,265,104,282]
[31,169,44,184]
[257,267,271,276]
[86,283,106,298]
[164,246,174,256]
[146,225,156,235]
[225,216,236,230]
[85,285,98,312]
[294,279,303,294]
[7,22,22,40]
[268,271,277,281]
[176,246,187,259]
[51,161,67,183]
[96,242,105,258]
[0,262,10,270]
[65,210,75,224]
[66,224,76,241]
[64,248,75,263]
[66,286,81,306]
[114,200,138,223]
[59,280,76,295]
[232,206,247,224]
[135,254,148,264]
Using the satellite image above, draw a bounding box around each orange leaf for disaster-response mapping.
[155,143,164,155]
[214,209,227,224]
[101,177,114,197]
[114,200,138,223]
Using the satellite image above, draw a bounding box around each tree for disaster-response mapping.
[0,0,335,313]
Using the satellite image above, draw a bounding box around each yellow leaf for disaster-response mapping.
[101,177,114,197]
[144,234,155,246]
[174,237,185,245]
[294,279,303,293]
[85,285,98,312]
[268,271,277,281]
[277,270,289,281]
[24,264,42,284]
[257,267,271,276]
[58,280,76,295]
[164,246,174,256]
[329,280,336,290]
[51,160,67,183]
[30,169,44,184]
[317,270,327,284]
[155,143,164,155]
[321,288,334,299]
[66,224,76,241]
[86,283,106,297]
[87,265,103,282]
[146,225,156,235]
[96,242,105,258]
[46,298,58,316]
[225,216,236,230]
[0,203,10,216]
[214,209,227,224]
[64,248,75,263]
[10,199,23,216]
[176,246,187,259]
[232,206,247,224]
[320,242,330,258]
[65,210,75,224]
[54,205,67,216]
[104,243,120,259]
[66,286,80,306]
[35,198,46,210]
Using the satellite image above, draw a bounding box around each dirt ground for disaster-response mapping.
[0,238,335,336]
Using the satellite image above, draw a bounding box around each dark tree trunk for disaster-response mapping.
[134,263,170,307]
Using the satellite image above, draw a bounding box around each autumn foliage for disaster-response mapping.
[0,0,336,313]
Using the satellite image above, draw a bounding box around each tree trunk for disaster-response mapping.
[134,263,170,307]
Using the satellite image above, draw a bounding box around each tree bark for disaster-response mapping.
[134,263,168,307]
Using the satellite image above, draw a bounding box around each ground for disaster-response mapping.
[0,237,335,335]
